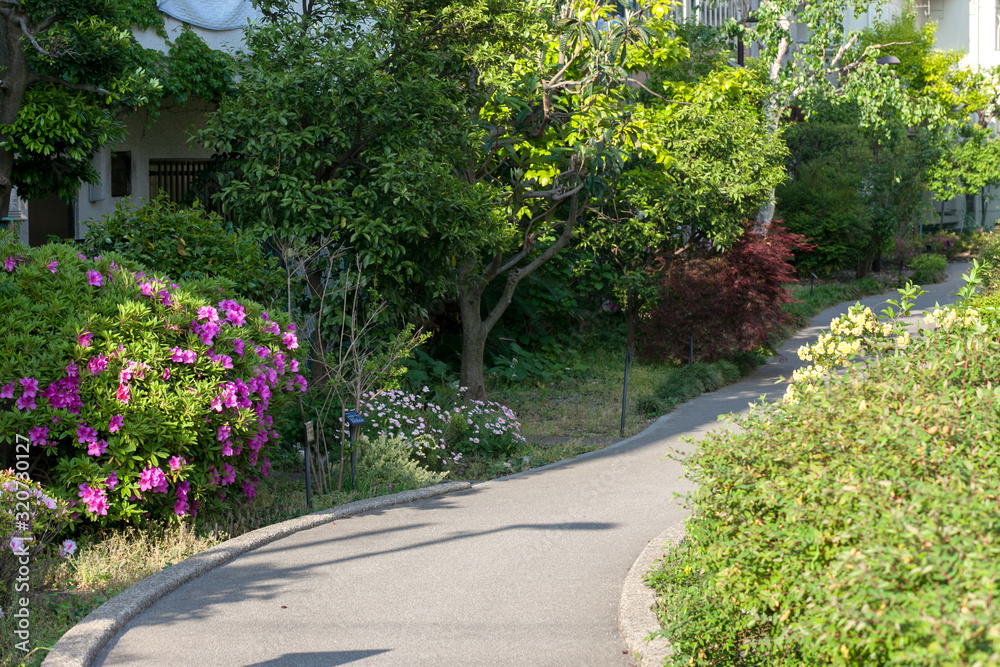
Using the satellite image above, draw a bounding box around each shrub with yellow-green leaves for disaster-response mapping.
[650,290,1000,666]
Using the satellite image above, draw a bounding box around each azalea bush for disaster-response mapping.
[0,470,74,613]
[651,280,1000,665]
[924,230,961,260]
[0,235,306,525]
[357,388,526,471]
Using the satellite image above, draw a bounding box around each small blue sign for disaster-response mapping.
[344,410,366,427]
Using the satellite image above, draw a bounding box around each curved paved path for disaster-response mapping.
[94,265,970,667]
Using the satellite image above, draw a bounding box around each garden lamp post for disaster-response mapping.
[344,409,366,490]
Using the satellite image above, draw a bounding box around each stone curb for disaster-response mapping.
[618,525,684,667]
[41,481,472,667]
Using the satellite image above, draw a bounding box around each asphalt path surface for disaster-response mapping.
[94,264,971,667]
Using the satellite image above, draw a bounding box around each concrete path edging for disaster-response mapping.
[618,525,684,666]
[41,481,472,667]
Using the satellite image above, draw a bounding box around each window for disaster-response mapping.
[148,159,210,204]
[111,152,132,197]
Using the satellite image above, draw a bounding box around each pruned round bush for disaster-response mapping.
[83,194,281,303]
[354,435,443,495]
[0,235,305,524]
[651,304,1000,665]
[908,252,947,285]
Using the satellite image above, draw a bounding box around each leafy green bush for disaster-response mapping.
[83,195,281,303]
[975,229,1000,293]
[0,235,305,525]
[650,303,1000,665]
[924,230,962,260]
[908,252,947,284]
[353,435,443,497]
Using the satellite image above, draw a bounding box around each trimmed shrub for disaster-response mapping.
[353,435,443,497]
[0,236,305,524]
[650,303,1000,665]
[83,195,281,303]
[909,252,947,284]
[639,223,813,363]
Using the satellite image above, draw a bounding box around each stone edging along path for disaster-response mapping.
[41,481,472,667]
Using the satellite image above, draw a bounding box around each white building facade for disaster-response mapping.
[11,2,255,246]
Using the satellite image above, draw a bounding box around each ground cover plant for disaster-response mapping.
[648,279,1000,665]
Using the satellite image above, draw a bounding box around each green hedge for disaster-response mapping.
[84,195,281,303]
[650,309,1000,665]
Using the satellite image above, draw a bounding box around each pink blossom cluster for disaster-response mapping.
[78,483,109,515]
[138,466,168,494]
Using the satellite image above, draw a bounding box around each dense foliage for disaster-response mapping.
[639,223,811,362]
[0,235,305,524]
[83,195,281,303]
[651,297,1000,665]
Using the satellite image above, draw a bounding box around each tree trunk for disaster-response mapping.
[457,281,488,401]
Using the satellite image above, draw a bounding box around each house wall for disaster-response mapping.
[20,13,248,243]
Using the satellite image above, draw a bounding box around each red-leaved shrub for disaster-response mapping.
[639,223,813,362]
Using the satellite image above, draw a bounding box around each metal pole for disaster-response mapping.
[350,429,357,491]
[620,347,631,436]
[689,332,694,367]
[809,273,817,297]
[303,424,312,510]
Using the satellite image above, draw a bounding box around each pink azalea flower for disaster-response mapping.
[116,382,131,404]
[217,423,231,441]
[169,456,186,472]
[162,367,170,380]
[106,471,118,490]
[77,253,87,260]
[197,306,219,322]
[66,362,79,378]
[3,256,17,272]
[87,269,104,287]
[139,466,168,493]
[263,321,281,336]
[221,463,236,486]
[233,338,245,357]
[77,330,93,349]
[9,536,25,553]
[19,377,38,397]
[199,321,220,345]
[139,281,154,297]
[293,375,308,392]
[47,260,59,274]
[88,354,108,375]
[159,290,172,306]
[242,480,256,500]
[221,441,234,456]
[59,540,77,558]
[87,439,108,456]
[108,414,124,433]
[15,395,36,411]
[255,346,270,359]
[282,331,299,350]
[0,382,14,399]
[210,354,234,369]
[28,426,48,447]
[77,484,109,515]
[77,424,97,444]
[169,347,185,362]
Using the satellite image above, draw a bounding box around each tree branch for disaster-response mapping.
[32,11,61,34]
[17,16,55,58]
[28,73,110,94]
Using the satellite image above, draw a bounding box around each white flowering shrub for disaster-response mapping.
[358,388,526,470]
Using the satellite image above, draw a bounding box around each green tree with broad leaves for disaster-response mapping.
[0,0,165,214]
